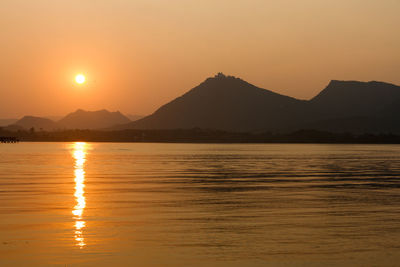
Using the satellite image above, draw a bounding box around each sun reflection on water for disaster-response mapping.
[72,142,88,248]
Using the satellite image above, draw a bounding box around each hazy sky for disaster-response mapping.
[1,0,399,118]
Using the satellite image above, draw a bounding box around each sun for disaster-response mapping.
[75,74,86,84]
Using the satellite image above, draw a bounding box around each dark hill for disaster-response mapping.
[0,119,18,127]
[13,116,59,131]
[121,73,309,132]
[116,75,400,133]
[58,109,131,129]
[305,80,400,133]
[310,80,400,118]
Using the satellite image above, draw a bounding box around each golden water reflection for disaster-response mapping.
[72,142,88,248]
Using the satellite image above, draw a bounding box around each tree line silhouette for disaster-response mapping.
[1,127,400,143]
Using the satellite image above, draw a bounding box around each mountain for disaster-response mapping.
[310,80,400,118]
[4,75,399,134]
[12,116,59,131]
[116,74,400,133]
[0,119,18,127]
[3,110,131,131]
[303,80,400,133]
[119,73,309,132]
[58,109,131,129]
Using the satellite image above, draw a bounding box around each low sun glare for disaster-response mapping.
[75,74,86,84]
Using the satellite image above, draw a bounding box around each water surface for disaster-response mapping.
[1,142,400,266]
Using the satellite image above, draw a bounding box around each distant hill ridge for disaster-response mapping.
[310,80,400,118]
[116,73,400,133]
[0,118,18,127]
[4,74,400,134]
[58,109,131,129]
[14,116,59,131]
[6,109,131,130]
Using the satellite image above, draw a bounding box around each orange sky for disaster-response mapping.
[1,0,399,118]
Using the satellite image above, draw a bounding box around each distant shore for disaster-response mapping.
[2,128,400,144]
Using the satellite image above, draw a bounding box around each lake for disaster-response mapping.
[0,142,400,266]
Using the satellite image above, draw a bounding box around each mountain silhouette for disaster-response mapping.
[117,74,400,133]
[303,80,400,133]
[3,75,400,134]
[13,116,59,131]
[0,118,18,127]
[310,80,400,118]
[118,73,310,132]
[4,109,131,131]
[58,109,131,129]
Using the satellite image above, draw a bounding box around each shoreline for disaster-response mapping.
[2,128,400,144]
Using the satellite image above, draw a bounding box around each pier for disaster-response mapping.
[0,137,19,143]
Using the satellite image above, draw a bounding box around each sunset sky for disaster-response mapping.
[1,0,399,118]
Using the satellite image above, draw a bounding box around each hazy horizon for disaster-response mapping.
[1,0,400,118]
